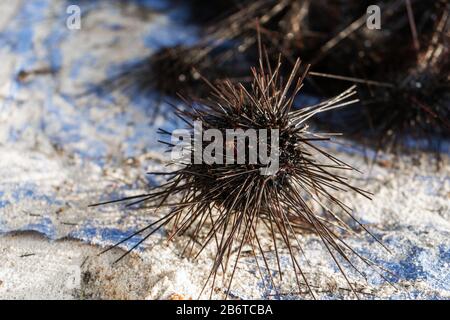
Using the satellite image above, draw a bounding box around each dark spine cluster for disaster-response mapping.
[94,55,390,298]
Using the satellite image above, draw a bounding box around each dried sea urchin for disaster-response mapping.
[93,54,390,298]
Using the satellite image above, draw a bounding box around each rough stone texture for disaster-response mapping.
[0,0,449,300]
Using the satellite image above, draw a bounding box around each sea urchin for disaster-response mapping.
[93,52,390,299]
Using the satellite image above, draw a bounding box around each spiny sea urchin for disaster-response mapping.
[92,52,391,299]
